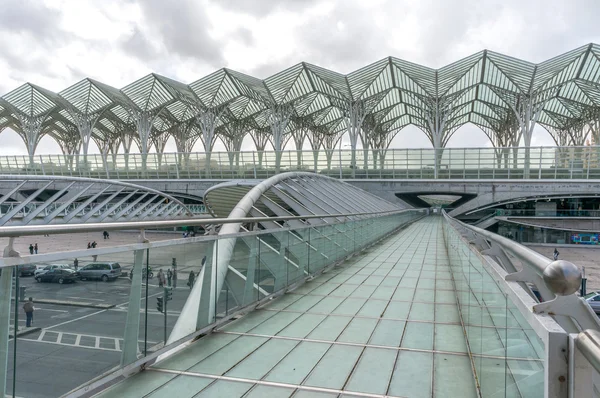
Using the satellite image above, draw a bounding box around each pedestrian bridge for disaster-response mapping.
[2,146,599,181]
[0,174,599,398]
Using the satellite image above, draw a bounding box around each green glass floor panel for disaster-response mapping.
[244,384,295,398]
[277,313,327,338]
[263,294,302,310]
[369,319,406,347]
[436,289,457,304]
[292,390,338,398]
[250,311,302,335]
[434,324,468,353]
[402,322,434,350]
[413,288,435,303]
[329,283,358,297]
[218,310,277,333]
[363,275,384,286]
[285,295,324,312]
[356,298,388,317]
[97,370,176,397]
[155,333,240,371]
[345,347,397,394]
[336,317,378,344]
[307,315,351,341]
[436,279,455,289]
[348,284,377,298]
[145,374,213,398]
[370,285,395,300]
[409,302,435,322]
[303,344,364,389]
[310,283,341,296]
[194,380,253,397]
[226,339,299,379]
[307,296,345,314]
[332,297,367,315]
[435,304,460,323]
[189,335,269,375]
[391,288,415,302]
[388,351,433,398]
[433,354,478,398]
[380,276,401,287]
[264,341,331,384]
[417,278,436,289]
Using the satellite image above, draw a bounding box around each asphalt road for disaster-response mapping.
[5,274,193,398]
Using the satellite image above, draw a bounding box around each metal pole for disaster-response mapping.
[144,248,149,356]
[12,267,18,397]
[163,287,167,345]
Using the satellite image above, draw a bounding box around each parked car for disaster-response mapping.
[36,269,78,284]
[34,264,72,277]
[583,291,600,313]
[17,264,37,277]
[76,262,122,282]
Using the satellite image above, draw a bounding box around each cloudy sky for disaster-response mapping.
[0,0,599,155]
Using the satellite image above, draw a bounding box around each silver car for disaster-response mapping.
[583,291,600,313]
[77,262,122,282]
[34,264,72,277]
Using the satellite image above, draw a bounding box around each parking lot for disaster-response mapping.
[3,231,203,398]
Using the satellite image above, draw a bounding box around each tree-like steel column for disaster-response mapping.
[508,93,545,179]
[196,108,222,178]
[344,101,367,178]
[267,105,292,173]
[423,98,451,179]
[14,114,45,166]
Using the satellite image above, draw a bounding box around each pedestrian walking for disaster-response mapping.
[172,268,177,288]
[34,243,38,254]
[201,255,206,267]
[187,271,195,289]
[553,248,560,261]
[28,244,34,255]
[167,269,172,286]
[158,269,165,287]
[87,242,91,249]
[23,297,34,327]
[91,241,97,248]
[73,258,79,271]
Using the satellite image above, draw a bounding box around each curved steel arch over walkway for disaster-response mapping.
[0,44,600,171]
[0,175,194,226]
[168,173,411,342]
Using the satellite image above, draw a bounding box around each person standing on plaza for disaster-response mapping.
[158,269,165,287]
[167,269,172,286]
[87,242,91,249]
[73,258,79,271]
[553,248,560,261]
[172,268,177,288]
[188,271,195,289]
[23,297,34,327]
[29,244,34,254]
[34,243,38,254]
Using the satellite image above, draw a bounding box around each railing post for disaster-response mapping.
[539,147,542,179]
[121,231,147,366]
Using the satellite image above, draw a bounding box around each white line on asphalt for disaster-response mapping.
[66,297,105,302]
[35,308,69,313]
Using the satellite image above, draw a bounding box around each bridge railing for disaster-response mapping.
[2,145,600,180]
[442,211,600,397]
[0,209,425,398]
[496,209,600,218]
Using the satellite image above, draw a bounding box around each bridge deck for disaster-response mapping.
[96,219,539,397]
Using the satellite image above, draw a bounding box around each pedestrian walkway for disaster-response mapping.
[98,218,485,397]
[21,330,156,352]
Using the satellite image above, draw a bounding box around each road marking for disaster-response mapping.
[66,296,105,302]
[35,308,69,313]
[31,330,158,352]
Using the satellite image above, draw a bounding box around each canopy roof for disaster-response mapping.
[1,44,600,151]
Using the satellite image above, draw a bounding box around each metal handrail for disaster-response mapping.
[442,210,581,296]
[0,209,415,238]
[575,329,600,371]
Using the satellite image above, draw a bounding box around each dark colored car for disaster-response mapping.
[18,264,37,277]
[76,262,122,282]
[35,269,78,284]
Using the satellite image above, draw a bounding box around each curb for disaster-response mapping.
[33,299,115,309]
[9,326,41,339]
